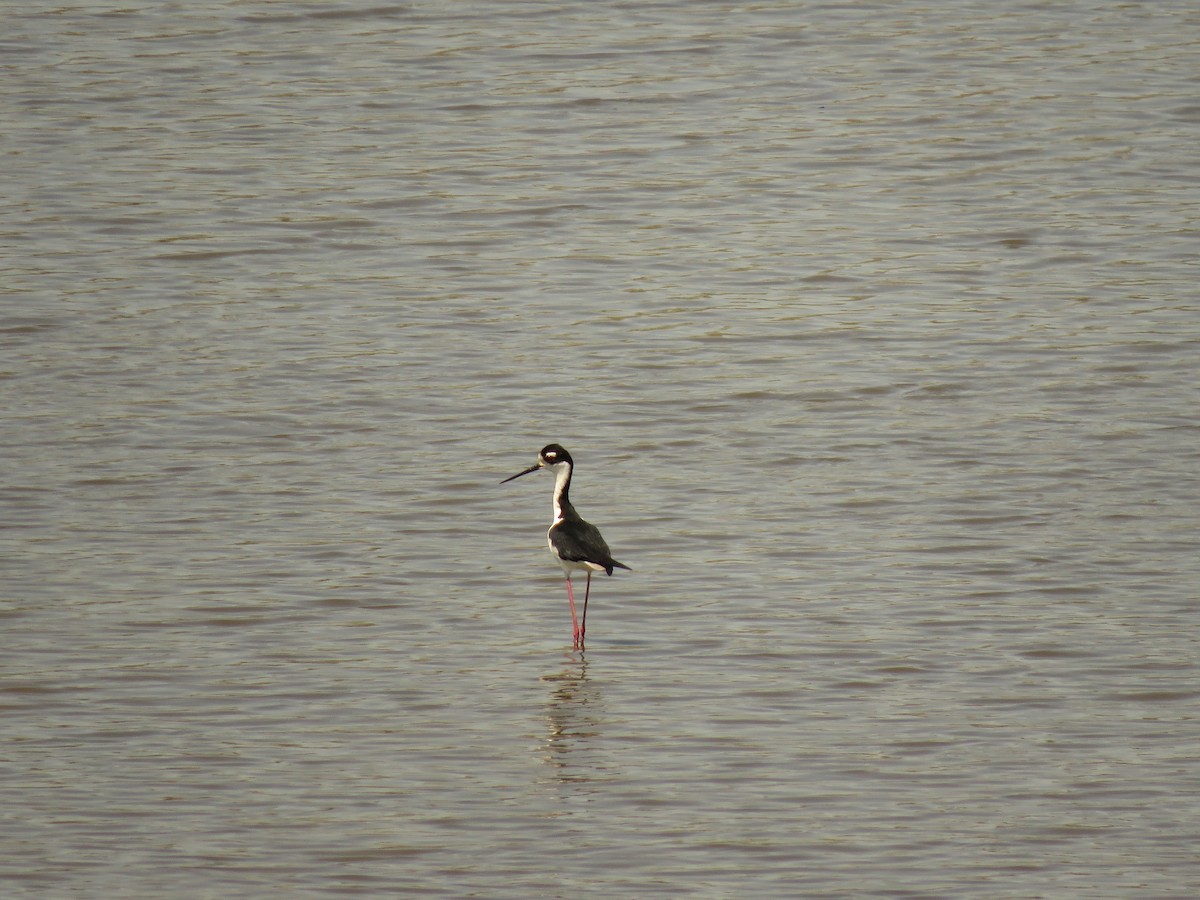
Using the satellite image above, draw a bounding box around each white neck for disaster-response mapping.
[551,462,572,522]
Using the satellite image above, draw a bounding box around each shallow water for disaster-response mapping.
[4,1,1199,896]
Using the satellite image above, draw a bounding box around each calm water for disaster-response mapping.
[4,1,1199,896]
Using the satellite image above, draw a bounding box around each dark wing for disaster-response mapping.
[552,519,630,574]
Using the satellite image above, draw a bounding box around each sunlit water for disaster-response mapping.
[4,1,1199,896]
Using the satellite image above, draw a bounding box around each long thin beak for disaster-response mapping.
[501,463,541,484]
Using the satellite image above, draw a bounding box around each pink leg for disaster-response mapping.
[565,577,579,646]
[581,573,592,648]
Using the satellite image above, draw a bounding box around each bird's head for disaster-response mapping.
[501,443,573,483]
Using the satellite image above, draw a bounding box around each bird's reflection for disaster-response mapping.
[539,654,606,784]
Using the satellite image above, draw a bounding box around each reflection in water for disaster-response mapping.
[539,656,606,785]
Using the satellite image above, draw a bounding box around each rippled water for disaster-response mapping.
[4,1,1199,896]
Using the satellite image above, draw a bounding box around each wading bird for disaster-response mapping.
[502,444,629,648]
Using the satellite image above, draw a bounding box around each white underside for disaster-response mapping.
[554,554,605,576]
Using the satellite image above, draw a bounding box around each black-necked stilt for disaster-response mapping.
[502,444,630,649]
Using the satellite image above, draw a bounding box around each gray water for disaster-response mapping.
[4,1,1199,896]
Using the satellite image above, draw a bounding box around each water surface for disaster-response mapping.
[3,1,1199,896]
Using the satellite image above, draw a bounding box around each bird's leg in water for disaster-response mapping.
[580,573,592,649]
[565,576,580,647]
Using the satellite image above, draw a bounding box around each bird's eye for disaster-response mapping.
[545,452,556,460]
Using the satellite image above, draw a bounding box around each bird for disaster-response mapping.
[502,444,630,649]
